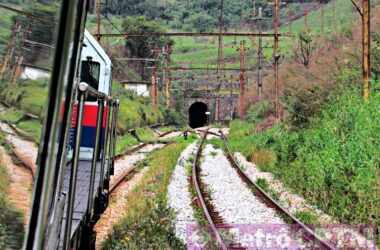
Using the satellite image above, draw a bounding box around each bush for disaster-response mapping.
[246,100,273,125]
[164,109,186,126]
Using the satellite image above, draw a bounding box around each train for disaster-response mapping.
[69,30,113,160]
[24,2,118,249]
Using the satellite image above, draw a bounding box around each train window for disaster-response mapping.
[80,59,100,101]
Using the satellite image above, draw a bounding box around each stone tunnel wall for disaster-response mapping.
[184,96,239,123]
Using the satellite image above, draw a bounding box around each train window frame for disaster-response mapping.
[80,57,100,101]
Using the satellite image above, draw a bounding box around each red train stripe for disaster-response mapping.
[71,104,109,128]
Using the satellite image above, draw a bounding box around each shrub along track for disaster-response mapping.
[192,129,336,250]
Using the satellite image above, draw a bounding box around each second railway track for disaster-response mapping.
[191,129,336,250]
[110,129,177,194]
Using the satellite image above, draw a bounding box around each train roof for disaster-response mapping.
[83,30,112,67]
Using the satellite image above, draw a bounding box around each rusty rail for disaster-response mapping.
[218,130,336,250]
[110,130,176,193]
[191,129,228,250]
[114,129,175,160]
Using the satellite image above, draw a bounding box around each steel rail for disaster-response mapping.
[109,141,174,194]
[218,130,336,250]
[192,130,228,250]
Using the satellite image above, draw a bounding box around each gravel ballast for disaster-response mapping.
[200,144,309,249]
[167,142,204,246]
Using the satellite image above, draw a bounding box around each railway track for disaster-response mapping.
[110,130,177,193]
[191,129,229,250]
[191,129,336,250]
[114,129,175,160]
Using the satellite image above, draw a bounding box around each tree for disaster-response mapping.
[294,30,317,68]
[187,13,215,32]
[122,16,172,80]
[122,16,171,58]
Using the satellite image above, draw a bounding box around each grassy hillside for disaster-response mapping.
[0,79,177,144]
[227,85,380,242]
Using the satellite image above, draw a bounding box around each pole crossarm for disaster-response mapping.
[114,58,158,62]
[95,32,290,38]
[350,0,363,16]
[119,81,152,84]
[168,66,257,72]
[0,3,53,23]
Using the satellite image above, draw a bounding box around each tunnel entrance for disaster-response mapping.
[189,102,208,128]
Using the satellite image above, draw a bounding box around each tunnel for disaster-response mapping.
[189,102,208,128]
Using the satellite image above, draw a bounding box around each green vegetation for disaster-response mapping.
[17,120,42,142]
[294,210,320,226]
[115,133,138,155]
[0,108,24,123]
[113,84,169,134]
[135,127,157,142]
[103,137,195,249]
[0,161,24,250]
[0,6,16,55]
[0,79,48,118]
[228,85,380,237]
[0,79,48,142]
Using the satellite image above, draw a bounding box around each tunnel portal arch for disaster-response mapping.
[189,102,208,128]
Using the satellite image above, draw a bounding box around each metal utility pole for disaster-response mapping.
[350,0,371,100]
[274,0,281,120]
[163,44,172,108]
[217,0,225,75]
[215,0,225,122]
[151,64,158,110]
[239,40,246,119]
[362,0,371,100]
[257,7,264,99]
[96,0,101,41]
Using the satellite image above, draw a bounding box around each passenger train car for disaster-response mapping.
[24,2,118,249]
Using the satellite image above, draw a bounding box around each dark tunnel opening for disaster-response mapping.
[189,102,208,128]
